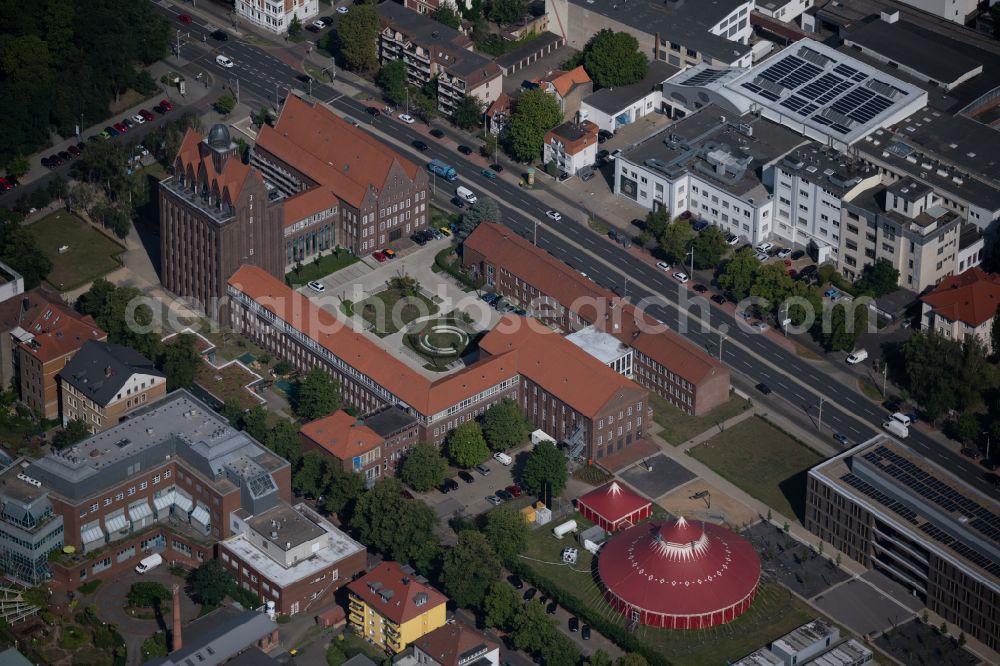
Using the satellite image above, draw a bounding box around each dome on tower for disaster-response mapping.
[597,517,760,629]
[206,124,233,149]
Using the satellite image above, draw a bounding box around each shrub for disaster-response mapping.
[78,579,102,594]
[58,625,90,650]
[128,581,170,608]
[276,614,292,624]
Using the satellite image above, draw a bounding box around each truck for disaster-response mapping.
[882,419,909,438]
[135,553,163,574]
[456,185,477,204]
[846,349,868,365]
[427,159,457,182]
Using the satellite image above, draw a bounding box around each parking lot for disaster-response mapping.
[419,448,531,519]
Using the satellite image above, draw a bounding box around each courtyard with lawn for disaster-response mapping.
[687,416,823,522]
[650,393,752,445]
[519,516,820,665]
[29,211,125,291]
[356,279,440,336]
[285,248,360,286]
[402,316,477,371]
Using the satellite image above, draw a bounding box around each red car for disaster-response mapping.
[139,109,156,122]
[177,13,193,23]
[160,99,173,112]
[0,178,12,192]
[372,251,387,263]
[113,122,128,134]
[506,484,522,497]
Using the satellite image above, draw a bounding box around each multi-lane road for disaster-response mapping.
[52,3,1000,497]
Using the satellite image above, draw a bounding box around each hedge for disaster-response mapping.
[435,246,484,292]
[507,559,672,666]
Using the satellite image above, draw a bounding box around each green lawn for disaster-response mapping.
[357,288,439,336]
[650,393,752,445]
[285,249,360,286]
[688,416,823,522]
[521,519,816,665]
[30,211,125,291]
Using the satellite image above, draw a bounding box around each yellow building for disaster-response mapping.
[347,561,448,653]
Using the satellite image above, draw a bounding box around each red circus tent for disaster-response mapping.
[577,481,652,532]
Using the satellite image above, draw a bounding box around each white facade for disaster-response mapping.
[581,90,661,133]
[706,1,755,50]
[543,128,598,175]
[614,158,776,246]
[236,0,319,35]
[897,0,978,23]
[755,0,814,23]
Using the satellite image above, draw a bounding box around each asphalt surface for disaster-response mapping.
[25,2,1000,499]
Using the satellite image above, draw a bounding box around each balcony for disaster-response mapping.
[348,611,364,626]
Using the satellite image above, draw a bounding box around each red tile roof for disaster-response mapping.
[227,266,518,416]
[479,315,646,417]
[536,65,591,98]
[921,267,1000,327]
[348,561,447,625]
[300,410,384,460]
[282,187,340,228]
[16,299,106,364]
[258,94,419,209]
[577,480,651,523]
[411,621,497,666]
[174,130,254,204]
[464,223,727,385]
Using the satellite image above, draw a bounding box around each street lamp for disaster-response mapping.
[718,331,726,361]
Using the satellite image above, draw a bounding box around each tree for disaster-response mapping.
[128,582,170,608]
[489,0,529,23]
[902,331,997,419]
[510,600,556,653]
[264,419,302,467]
[484,503,528,562]
[615,655,650,666]
[288,14,302,37]
[0,219,52,289]
[401,442,448,491]
[294,451,328,498]
[446,421,490,468]
[660,217,693,264]
[5,155,30,179]
[584,650,613,666]
[453,95,485,131]
[320,462,364,520]
[483,580,522,629]
[351,478,439,566]
[76,280,162,359]
[408,86,438,121]
[855,258,899,296]
[295,368,340,420]
[158,333,201,391]
[460,196,501,237]
[823,301,868,353]
[521,440,568,497]
[336,4,381,74]
[717,247,759,300]
[441,531,501,608]
[691,225,728,269]
[376,60,407,107]
[750,263,795,319]
[189,560,232,606]
[540,633,580,666]
[54,418,91,449]
[951,412,979,443]
[580,30,648,88]
[215,94,236,116]
[432,6,462,28]
[240,405,269,442]
[482,398,529,451]
[993,305,1000,357]
[507,89,563,162]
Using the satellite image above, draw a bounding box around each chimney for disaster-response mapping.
[172,584,183,652]
[105,366,113,377]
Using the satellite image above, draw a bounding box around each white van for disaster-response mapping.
[493,452,513,466]
[883,420,909,438]
[846,349,868,365]
[890,412,911,427]
[135,553,163,574]
[456,186,477,205]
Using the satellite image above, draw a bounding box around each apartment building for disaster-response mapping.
[805,436,1000,650]
[547,0,754,68]
[15,299,106,420]
[235,0,319,35]
[220,502,366,615]
[530,66,592,118]
[58,340,166,432]
[1,288,80,397]
[543,121,599,176]
[772,143,880,264]
[253,94,430,257]
[840,178,984,291]
[299,406,420,484]
[921,267,1000,354]
[394,621,499,666]
[17,390,291,589]
[462,223,731,416]
[376,3,503,117]
[614,106,804,246]
[348,561,448,653]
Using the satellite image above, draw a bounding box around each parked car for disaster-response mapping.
[506,484,522,497]
[486,495,502,506]
[791,249,806,260]
[655,261,670,272]
[457,145,472,155]
[825,289,840,299]
[546,601,557,614]
[569,617,579,632]
[104,126,118,137]
[177,13,193,23]
[726,234,740,246]
[67,145,81,157]
[383,248,396,259]
[496,490,514,502]
[399,113,416,124]
[458,470,475,483]
[489,163,504,173]
[475,463,491,476]
[113,122,128,134]
[481,169,497,180]
[523,587,537,601]
[711,294,727,305]
[319,15,335,25]
[582,625,591,640]
[312,19,326,29]
[430,128,445,138]
[139,108,156,122]
[581,169,595,182]
[411,233,427,246]
[336,5,349,13]
[777,247,792,259]
[372,251,387,262]
[983,472,1000,488]
[693,284,708,293]
[596,149,610,163]
[439,226,452,237]
[508,575,524,589]
[597,129,614,144]
[756,382,772,395]
[307,281,326,293]
[493,452,513,465]
[160,99,173,111]
[981,459,998,471]
[692,220,709,232]
[673,272,689,283]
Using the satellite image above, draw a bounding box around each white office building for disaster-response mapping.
[236,0,319,34]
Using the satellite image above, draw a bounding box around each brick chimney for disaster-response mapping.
[172,584,182,652]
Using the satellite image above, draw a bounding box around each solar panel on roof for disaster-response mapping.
[683,68,728,87]
[797,46,832,68]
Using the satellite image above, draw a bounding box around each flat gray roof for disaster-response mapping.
[583,61,679,115]
[248,502,326,551]
[566,0,752,63]
[624,104,805,199]
[778,141,876,196]
[359,405,416,438]
[565,326,631,365]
